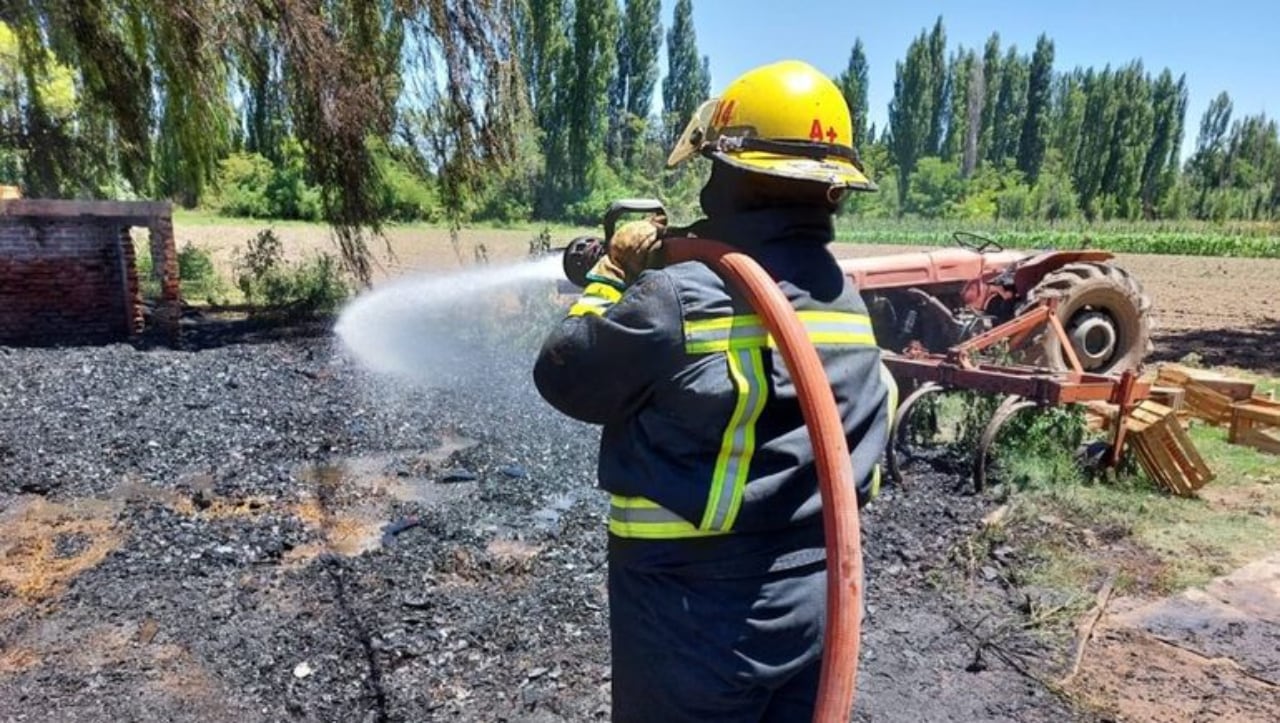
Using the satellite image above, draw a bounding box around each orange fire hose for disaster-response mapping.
[665,238,863,722]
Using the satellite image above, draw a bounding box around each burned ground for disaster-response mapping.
[6,229,1280,721]
[0,304,1086,721]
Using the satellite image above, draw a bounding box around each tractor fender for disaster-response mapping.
[1012,251,1114,296]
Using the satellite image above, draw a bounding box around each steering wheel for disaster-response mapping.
[952,231,1004,253]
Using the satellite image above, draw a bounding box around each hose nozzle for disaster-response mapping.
[561,235,607,288]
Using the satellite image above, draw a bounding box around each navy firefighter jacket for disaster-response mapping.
[533,206,895,577]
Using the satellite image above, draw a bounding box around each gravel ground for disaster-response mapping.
[0,299,1082,721]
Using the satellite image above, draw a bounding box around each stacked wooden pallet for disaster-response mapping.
[1155,364,1256,426]
[1229,397,1280,455]
[1153,363,1279,456]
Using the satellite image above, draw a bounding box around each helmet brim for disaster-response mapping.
[667,99,721,168]
[708,150,878,192]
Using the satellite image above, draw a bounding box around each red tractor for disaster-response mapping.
[561,203,1153,375]
[840,232,1152,374]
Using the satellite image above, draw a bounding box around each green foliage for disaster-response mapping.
[176,243,226,303]
[1016,35,1054,182]
[214,153,275,218]
[234,229,348,316]
[661,0,710,145]
[888,29,938,211]
[612,0,662,165]
[905,157,964,217]
[837,39,871,154]
[212,144,322,222]
[10,4,1280,241]
[836,216,1280,258]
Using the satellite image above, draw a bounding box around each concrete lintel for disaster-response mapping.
[0,199,173,224]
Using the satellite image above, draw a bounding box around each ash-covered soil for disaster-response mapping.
[0,309,1083,722]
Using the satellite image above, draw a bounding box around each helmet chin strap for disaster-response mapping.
[711,135,866,172]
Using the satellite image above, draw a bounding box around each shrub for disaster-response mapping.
[177,243,227,303]
[235,229,349,316]
[214,153,275,218]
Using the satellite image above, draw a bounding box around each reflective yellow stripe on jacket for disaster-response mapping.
[869,362,899,500]
[568,281,623,317]
[608,310,878,540]
[683,310,877,353]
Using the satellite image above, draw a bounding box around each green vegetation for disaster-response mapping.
[234,229,348,316]
[6,8,1280,278]
[837,218,1280,258]
[176,244,227,304]
[994,416,1279,602]
[134,240,228,304]
[912,377,1280,604]
[1006,421,1280,600]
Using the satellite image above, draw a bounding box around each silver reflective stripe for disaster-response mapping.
[610,503,686,524]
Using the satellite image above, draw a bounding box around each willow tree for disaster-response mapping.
[1,0,525,282]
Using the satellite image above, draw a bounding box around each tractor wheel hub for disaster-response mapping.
[1070,312,1117,369]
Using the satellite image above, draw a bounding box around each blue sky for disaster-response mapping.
[658,0,1279,156]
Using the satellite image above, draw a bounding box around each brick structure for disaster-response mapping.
[0,200,180,346]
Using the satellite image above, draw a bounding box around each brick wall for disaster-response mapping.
[0,218,135,345]
[0,200,179,346]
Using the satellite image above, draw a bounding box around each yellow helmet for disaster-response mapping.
[667,60,875,192]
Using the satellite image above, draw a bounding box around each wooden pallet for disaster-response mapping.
[1125,401,1215,497]
[1156,364,1255,426]
[1229,397,1280,456]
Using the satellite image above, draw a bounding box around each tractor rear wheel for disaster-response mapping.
[1018,262,1152,374]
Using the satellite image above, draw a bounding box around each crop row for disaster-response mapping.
[836,227,1280,258]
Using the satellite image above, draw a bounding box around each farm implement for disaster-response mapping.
[878,301,1209,495]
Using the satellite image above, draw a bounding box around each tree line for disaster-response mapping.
[1,4,1278,270]
[868,19,1280,224]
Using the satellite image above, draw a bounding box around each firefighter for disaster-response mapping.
[534,60,895,721]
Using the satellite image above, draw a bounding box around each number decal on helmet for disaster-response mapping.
[716,100,737,127]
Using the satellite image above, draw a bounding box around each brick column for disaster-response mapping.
[119,227,144,338]
[148,214,181,344]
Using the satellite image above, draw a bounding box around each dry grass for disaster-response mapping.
[0,498,123,608]
[168,213,586,284]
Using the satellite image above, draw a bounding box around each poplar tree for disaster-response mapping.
[926,17,948,156]
[961,54,984,177]
[612,0,662,165]
[1139,70,1187,216]
[1189,91,1233,217]
[564,0,619,196]
[978,33,1002,166]
[1050,71,1086,175]
[888,31,935,211]
[1073,68,1118,218]
[942,49,975,163]
[1017,34,1054,181]
[662,0,710,144]
[990,46,1027,166]
[836,39,870,154]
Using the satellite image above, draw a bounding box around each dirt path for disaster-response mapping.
[1066,554,1280,721]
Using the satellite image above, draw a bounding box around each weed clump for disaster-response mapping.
[235,228,349,316]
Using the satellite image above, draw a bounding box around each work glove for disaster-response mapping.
[608,218,666,284]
